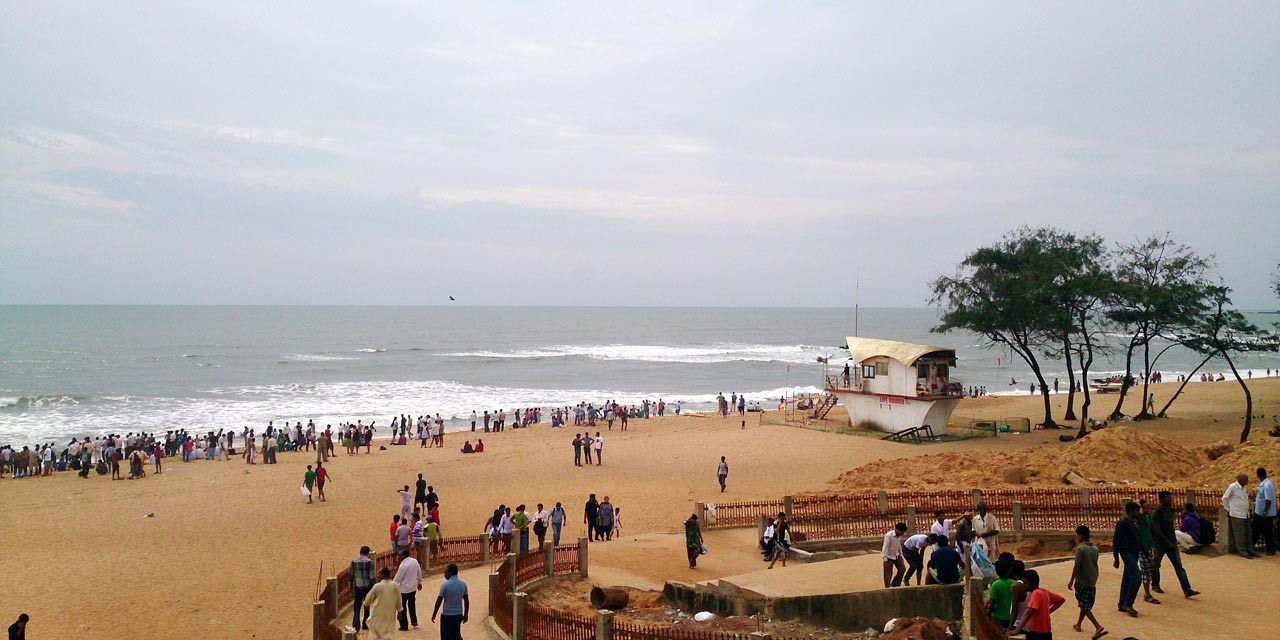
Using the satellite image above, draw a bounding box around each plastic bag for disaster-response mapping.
[301,485,312,497]
[970,542,996,579]
[699,543,708,555]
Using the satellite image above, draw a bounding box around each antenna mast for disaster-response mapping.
[854,276,860,337]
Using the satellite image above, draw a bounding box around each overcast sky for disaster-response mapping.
[2,2,1277,307]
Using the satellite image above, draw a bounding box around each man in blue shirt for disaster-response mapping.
[1255,467,1277,555]
[928,535,964,585]
[432,564,469,640]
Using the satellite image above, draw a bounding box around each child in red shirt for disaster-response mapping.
[1011,570,1066,640]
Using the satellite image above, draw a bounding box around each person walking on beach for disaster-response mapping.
[315,463,329,501]
[351,546,376,631]
[717,456,729,493]
[533,503,550,548]
[1222,474,1255,558]
[550,502,566,546]
[585,495,600,541]
[769,513,791,569]
[881,522,908,588]
[593,432,603,465]
[1112,501,1143,617]
[394,549,423,630]
[572,434,582,466]
[1067,526,1106,640]
[365,567,402,640]
[303,465,316,504]
[599,496,615,541]
[431,564,469,640]
[685,514,704,569]
[1151,490,1200,599]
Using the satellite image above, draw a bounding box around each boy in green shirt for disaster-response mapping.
[986,560,1016,628]
[512,505,531,554]
[1068,525,1106,639]
[303,465,317,504]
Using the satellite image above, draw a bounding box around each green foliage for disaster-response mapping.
[930,226,1100,427]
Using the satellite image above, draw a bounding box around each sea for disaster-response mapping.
[2,306,1277,444]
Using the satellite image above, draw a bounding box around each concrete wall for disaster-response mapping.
[664,581,963,633]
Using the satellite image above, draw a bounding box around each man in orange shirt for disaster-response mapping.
[1008,570,1065,640]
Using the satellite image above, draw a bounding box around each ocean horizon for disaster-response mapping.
[3,305,1277,444]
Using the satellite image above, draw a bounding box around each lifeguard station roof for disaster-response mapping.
[843,337,957,367]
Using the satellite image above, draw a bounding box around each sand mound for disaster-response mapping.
[1193,438,1280,488]
[825,427,1206,492]
[1053,426,1201,484]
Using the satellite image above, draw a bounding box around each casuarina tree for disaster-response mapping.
[930,226,1087,429]
[1180,285,1279,442]
[1105,235,1213,420]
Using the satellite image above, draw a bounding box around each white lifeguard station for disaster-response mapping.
[825,337,962,435]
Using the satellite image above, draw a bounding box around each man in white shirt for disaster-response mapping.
[901,532,932,585]
[593,432,603,465]
[972,501,1000,556]
[393,549,423,630]
[881,522,908,588]
[397,485,413,519]
[930,511,954,539]
[532,504,551,548]
[1222,474,1255,558]
[499,508,515,554]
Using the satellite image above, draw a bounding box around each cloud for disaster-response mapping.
[1,179,134,213]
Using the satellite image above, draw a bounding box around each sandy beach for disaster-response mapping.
[1,377,1276,639]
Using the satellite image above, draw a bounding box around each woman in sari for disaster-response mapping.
[684,514,704,569]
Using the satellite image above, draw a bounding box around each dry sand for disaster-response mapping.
[0,377,1275,639]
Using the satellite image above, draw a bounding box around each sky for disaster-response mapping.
[1,2,1277,307]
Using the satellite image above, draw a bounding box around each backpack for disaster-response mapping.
[1198,515,1216,544]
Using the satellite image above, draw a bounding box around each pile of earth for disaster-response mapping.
[821,427,1207,492]
[1192,437,1280,487]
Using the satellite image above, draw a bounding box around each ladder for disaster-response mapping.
[810,394,838,420]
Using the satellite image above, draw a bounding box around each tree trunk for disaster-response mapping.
[1110,342,1138,420]
[1075,348,1095,437]
[1222,349,1254,443]
[1028,355,1056,428]
[1157,353,1212,417]
[1136,341,1153,420]
[1078,311,1095,427]
[1063,336,1077,422]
